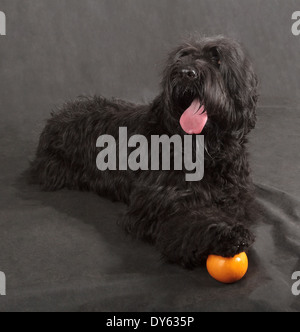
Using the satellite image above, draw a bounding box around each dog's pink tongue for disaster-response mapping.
[180,99,208,134]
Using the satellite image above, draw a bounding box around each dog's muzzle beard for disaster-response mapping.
[168,64,229,135]
[173,84,201,112]
[169,67,209,135]
[170,66,203,113]
[171,82,208,135]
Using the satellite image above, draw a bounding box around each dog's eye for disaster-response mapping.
[179,51,190,58]
[211,56,221,67]
[209,47,221,67]
[214,58,221,67]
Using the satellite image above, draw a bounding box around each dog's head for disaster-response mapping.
[162,36,258,139]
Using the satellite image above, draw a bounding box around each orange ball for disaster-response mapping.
[206,252,248,284]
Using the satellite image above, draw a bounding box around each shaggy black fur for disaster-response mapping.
[31,36,258,268]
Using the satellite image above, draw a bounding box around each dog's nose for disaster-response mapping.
[180,68,198,80]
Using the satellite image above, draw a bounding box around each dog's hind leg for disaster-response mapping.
[29,115,79,191]
[29,153,69,191]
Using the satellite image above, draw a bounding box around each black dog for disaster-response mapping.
[31,36,258,268]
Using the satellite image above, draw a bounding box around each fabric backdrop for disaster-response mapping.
[0,0,299,312]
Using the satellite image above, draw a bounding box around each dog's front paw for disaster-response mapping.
[211,224,255,258]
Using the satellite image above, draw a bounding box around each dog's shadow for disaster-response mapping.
[13,171,265,306]
[14,171,169,275]
[14,171,265,280]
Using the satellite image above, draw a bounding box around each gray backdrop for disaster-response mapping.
[0,0,300,312]
[0,0,300,140]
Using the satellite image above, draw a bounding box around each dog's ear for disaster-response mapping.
[218,40,259,137]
